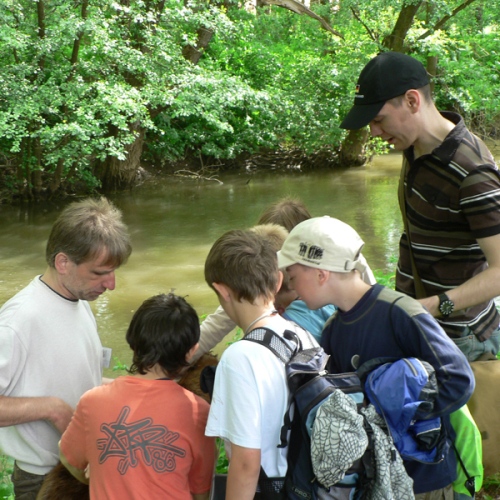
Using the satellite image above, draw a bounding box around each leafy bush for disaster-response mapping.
[0,456,14,500]
[2,0,500,200]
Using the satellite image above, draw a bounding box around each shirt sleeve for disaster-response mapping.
[460,167,500,239]
[393,309,475,419]
[59,395,89,471]
[205,345,264,449]
[188,400,216,495]
[194,306,237,363]
[0,326,26,394]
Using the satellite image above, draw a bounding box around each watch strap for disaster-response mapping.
[438,293,454,316]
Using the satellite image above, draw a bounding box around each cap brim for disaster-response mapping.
[340,101,386,130]
[277,250,298,271]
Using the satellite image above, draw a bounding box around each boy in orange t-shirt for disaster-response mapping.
[60,294,215,500]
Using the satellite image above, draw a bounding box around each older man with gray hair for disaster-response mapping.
[0,197,132,500]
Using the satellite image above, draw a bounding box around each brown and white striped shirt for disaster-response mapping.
[396,112,500,341]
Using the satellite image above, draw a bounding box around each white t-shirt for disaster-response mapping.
[0,276,103,474]
[205,315,318,478]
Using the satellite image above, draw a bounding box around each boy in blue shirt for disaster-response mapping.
[277,216,474,499]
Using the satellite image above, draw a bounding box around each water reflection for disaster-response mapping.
[2,146,496,375]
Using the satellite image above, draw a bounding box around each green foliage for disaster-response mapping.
[0,456,14,500]
[202,7,350,152]
[147,71,280,162]
[215,438,229,474]
[430,32,500,127]
[373,268,396,289]
[481,472,500,499]
[226,327,244,346]
[1,0,499,200]
[112,357,130,373]
[0,0,232,198]
[373,255,397,289]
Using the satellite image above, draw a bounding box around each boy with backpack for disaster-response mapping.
[194,196,377,363]
[59,293,215,500]
[277,216,475,499]
[204,229,318,500]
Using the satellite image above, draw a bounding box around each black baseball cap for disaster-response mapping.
[340,52,429,130]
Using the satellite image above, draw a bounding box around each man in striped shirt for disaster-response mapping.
[341,51,500,362]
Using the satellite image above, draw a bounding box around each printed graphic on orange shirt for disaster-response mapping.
[97,406,186,475]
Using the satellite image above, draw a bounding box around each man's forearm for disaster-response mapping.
[419,233,500,317]
[0,394,74,433]
[419,265,500,317]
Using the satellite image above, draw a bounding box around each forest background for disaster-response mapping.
[0,0,499,203]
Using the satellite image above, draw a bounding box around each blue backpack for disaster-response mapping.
[243,327,375,500]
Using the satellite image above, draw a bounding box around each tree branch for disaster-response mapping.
[260,0,344,39]
[350,7,376,43]
[70,0,89,66]
[67,0,89,83]
[417,0,477,41]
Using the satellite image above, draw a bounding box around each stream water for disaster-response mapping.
[1,145,498,376]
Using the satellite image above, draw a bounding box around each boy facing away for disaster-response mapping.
[59,294,215,500]
[204,229,318,500]
[277,216,475,500]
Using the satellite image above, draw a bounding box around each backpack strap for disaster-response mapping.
[243,327,301,364]
[243,327,302,449]
[389,295,406,354]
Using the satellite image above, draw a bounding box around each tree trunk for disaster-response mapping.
[339,128,369,168]
[427,55,437,96]
[474,2,483,29]
[49,158,65,194]
[37,0,46,69]
[68,0,89,82]
[32,137,43,197]
[96,21,214,191]
[16,138,26,196]
[182,27,214,64]
[382,2,423,51]
[94,122,146,191]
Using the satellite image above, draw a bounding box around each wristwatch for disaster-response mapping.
[438,293,454,317]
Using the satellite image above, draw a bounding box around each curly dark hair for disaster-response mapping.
[126,293,200,378]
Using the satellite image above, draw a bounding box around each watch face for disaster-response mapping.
[440,300,454,316]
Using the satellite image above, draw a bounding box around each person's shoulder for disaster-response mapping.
[0,279,48,334]
[375,287,427,318]
[220,327,287,373]
[174,382,211,411]
[0,277,38,313]
[221,337,271,363]
[455,128,497,170]
[77,379,115,408]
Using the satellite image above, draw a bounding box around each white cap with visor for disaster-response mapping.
[277,216,367,274]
